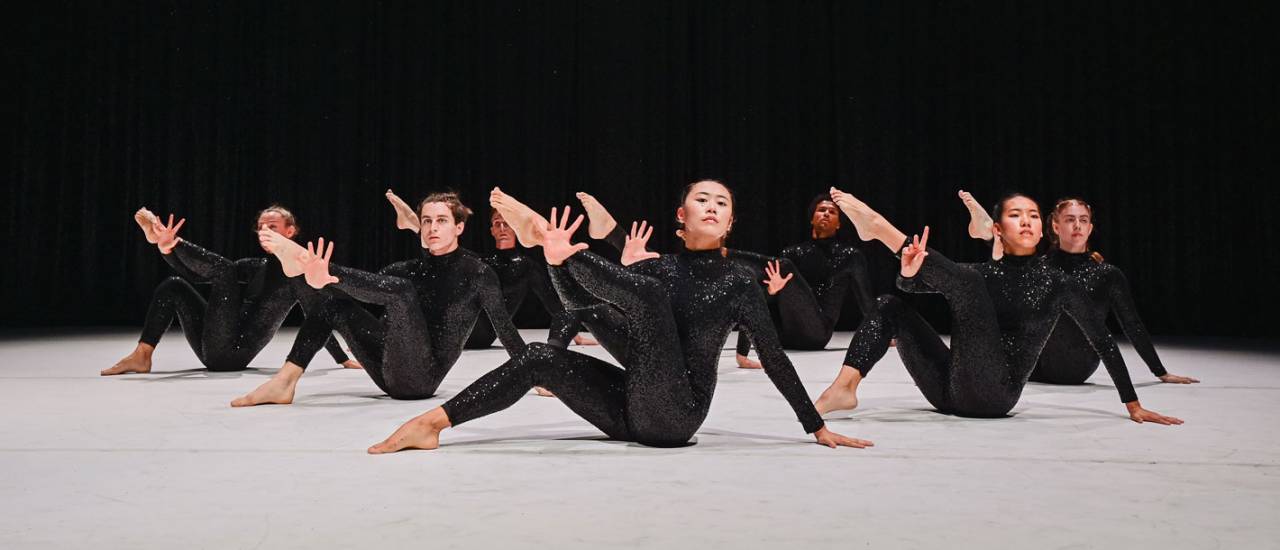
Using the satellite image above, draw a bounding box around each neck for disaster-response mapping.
[811,228,836,240]
[1058,243,1088,254]
[495,242,516,251]
[684,232,721,251]
[427,241,459,256]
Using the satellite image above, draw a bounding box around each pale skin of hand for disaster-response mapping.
[541,206,590,266]
[899,226,931,278]
[153,214,186,254]
[762,260,793,296]
[298,238,340,289]
[621,221,660,266]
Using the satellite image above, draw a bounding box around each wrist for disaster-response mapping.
[1125,400,1142,413]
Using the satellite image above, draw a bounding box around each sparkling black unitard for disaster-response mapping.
[843,249,1139,417]
[1031,251,1168,384]
[463,248,583,349]
[139,240,349,371]
[440,249,825,446]
[730,238,875,353]
[287,248,525,399]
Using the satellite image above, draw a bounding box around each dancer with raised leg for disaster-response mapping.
[813,188,1182,424]
[385,189,594,349]
[230,193,525,406]
[367,181,873,452]
[957,193,1198,385]
[732,193,877,369]
[103,207,357,376]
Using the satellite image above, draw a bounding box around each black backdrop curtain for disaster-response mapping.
[5,1,1278,337]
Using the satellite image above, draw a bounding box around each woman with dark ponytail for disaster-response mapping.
[364,181,872,452]
[811,188,1183,425]
[958,194,1198,385]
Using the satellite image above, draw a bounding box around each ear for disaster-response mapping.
[282,226,298,239]
[455,221,465,236]
[676,206,686,223]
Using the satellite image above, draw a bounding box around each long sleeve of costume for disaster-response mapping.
[1059,281,1139,403]
[1105,268,1168,378]
[162,240,234,281]
[734,287,825,433]
[323,262,417,307]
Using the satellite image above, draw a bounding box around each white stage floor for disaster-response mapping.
[1,328,1276,549]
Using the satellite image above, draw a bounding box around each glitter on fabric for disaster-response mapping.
[441,248,825,447]
[1032,250,1168,384]
[140,240,347,372]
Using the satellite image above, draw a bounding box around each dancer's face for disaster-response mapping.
[993,196,1042,256]
[677,180,734,248]
[420,202,464,255]
[490,211,516,250]
[810,200,840,239]
[1052,203,1093,254]
[256,211,297,251]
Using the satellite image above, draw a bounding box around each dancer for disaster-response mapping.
[366,181,873,452]
[732,193,876,368]
[813,188,1182,424]
[102,207,358,375]
[958,194,1197,385]
[385,189,593,349]
[231,192,525,406]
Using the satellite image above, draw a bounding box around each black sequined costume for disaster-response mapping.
[287,248,525,399]
[729,238,875,354]
[463,248,583,349]
[1031,250,1168,384]
[139,240,348,371]
[843,248,1139,417]
[440,249,825,447]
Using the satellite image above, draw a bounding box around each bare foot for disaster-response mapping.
[230,363,302,407]
[959,190,993,240]
[101,344,154,375]
[259,229,307,277]
[576,192,617,239]
[572,334,598,346]
[134,208,161,243]
[814,366,863,415]
[829,187,906,252]
[736,354,763,369]
[490,187,549,247]
[533,386,557,397]
[386,189,421,233]
[368,409,450,453]
[341,359,364,369]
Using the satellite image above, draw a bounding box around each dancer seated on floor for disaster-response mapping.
[730,192,877,369]
[385,189,597,349]
[811,188,1182,425]
[103,206,358,376]
[230,192,525,406]
[956,192,1198,385]
[366,180,873,452]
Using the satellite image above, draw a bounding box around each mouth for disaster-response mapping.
[701,216,719,224]
[1019,230,1034,236]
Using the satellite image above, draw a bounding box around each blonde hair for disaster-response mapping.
[1051,198,1103,263]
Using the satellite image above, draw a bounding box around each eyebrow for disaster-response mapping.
[694,191,730,201]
